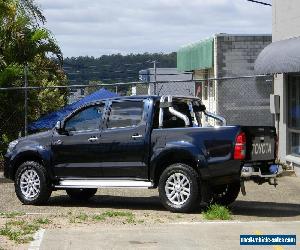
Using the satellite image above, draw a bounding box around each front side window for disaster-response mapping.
[65,105,104,132]
[107,101,144,129]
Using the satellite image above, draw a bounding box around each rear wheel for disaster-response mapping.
[66,188,97,201]
[158,163,200,213]
[211,182,240,206]
[15,161,52,205]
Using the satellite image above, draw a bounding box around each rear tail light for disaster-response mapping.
[234,132,246,160]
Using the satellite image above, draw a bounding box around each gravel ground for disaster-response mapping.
[0,175,299,220]
[0,174,299,249]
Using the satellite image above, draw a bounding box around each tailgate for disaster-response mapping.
[242,126,276,161]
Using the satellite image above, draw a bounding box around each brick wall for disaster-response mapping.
[215,34,274,126]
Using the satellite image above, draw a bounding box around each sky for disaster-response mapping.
[37,0,272,58]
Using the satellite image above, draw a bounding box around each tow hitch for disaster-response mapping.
[240,164,283,195]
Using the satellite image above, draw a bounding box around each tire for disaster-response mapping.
[211,182,240,206]
[66,188,97,201]
[15,161,52,205]
[158,163,200,213]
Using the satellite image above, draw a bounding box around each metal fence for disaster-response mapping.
[0,74,274,153]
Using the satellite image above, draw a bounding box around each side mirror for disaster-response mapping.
[55,120,71,135]
[55,121,64,133]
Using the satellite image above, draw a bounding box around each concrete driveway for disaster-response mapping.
[0,174,299,249]
[37,221,300,250]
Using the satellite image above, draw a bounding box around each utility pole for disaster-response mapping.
[153,60,157,95]
[146,60,158,95]
[24,63,28,136]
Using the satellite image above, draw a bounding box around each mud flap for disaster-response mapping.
[199,181,213,206]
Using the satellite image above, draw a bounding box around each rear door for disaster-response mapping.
[98,99,148,179]
[243,126,277,161]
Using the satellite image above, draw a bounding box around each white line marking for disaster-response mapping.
[170,221,300,225]
[28,229,45,250]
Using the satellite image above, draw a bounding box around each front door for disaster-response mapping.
[98,99,148,179]
[52,103,104,178]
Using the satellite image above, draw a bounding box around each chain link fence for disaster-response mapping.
[214,75,273,126]
[0,75,274,158]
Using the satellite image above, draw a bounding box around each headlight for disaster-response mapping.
[7,140,19,153]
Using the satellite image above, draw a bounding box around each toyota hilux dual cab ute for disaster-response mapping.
[4,95,282,212]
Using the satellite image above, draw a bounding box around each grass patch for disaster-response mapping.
[0,211,25,218]
[0,217,52,244]
[0,224,33,244]
[92,210,135,223]
[203,204,232,220]
[34,218,51,225]
[69,213,89,223]
[68,210,136,224]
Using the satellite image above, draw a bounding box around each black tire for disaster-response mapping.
[15,161,52,205]
[158,163,200,213]
[66,188,97,201]
[211,182,240,206]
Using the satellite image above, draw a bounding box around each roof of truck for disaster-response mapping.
[104,95,200,101]
[110,95,159,100]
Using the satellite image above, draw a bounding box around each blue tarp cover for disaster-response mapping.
[28,88,118,132]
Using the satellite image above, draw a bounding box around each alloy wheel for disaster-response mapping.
[19,169,41,199]
[165,173,191,205]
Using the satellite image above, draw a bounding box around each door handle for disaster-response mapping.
[53,139,62,145]
[88,137,99,142]
[131,134,143,139]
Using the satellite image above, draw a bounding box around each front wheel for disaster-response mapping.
[158,163,200,213]
[66,188,97,201]
[15,161,52,205]
[211,182,240,206]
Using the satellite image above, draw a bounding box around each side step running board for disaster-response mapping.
[55,179,153,189]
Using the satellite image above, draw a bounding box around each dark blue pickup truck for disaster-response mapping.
[4,95,281,212]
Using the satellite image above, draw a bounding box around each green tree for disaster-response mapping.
[0,0,67,155]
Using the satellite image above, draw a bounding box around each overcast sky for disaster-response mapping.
[37,0,272,57]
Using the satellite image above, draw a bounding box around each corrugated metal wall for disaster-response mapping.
[177,38,214,71]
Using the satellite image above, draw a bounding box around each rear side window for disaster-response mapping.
[162,101,192,128]
[107,101,144,128]
[65,105,104,132]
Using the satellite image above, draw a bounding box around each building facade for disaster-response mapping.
[256,0,300,174]
[177,34,273,126]
[137,68,194,96]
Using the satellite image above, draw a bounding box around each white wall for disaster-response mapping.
[272,0,300,173]
[272,0,300,42]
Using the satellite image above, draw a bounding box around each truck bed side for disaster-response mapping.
[150,126,242,184]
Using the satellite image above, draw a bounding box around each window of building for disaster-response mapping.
[288,75,300,156]
[107,101,144,129]
[65,104,104,132]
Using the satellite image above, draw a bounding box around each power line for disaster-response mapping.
[246,0,272,6]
